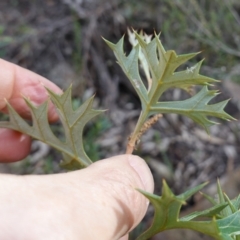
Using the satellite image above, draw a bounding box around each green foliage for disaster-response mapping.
[0,86,104,169]
[104,30,234,154]
[0,30,237,239]
[137,180,240,240]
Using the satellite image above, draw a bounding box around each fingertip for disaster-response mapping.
[126,154,154,193]
[0,129,31,162]
[88,154,154,198]
[83,154,154,237]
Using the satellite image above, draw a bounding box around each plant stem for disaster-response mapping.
[126,110,148,154]
[126,108,162,154]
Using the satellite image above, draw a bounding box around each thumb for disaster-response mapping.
[69,154,154,239]
[0,155,154,240]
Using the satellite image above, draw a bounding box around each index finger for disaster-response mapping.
[0,59,62,122]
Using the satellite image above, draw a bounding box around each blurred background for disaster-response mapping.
[0,0,240,239]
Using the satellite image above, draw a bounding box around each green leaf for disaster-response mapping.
[201,191,219,205]
[135,32,214,98]
[217,211,240,238]
[136,180,240,240]
[151,86,235,133]
[232,195,240,211]
[105,31,235,135]
[136,180,223,240]
[181,203,228,221]
[0,85,103,169]
[103,36,148,106]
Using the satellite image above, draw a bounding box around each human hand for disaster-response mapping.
[0,59,154,240]
[0,58,62,162]
[0,155,153,240]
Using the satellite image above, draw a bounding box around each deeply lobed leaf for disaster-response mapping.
[0,85,103,169]
[105,31,235,134]
[136,180,240,240]
[151,86,235,133]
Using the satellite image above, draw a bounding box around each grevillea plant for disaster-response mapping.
[0,30,238,239]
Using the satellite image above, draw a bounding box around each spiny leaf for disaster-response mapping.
[180,203,228,221]
[0,85,103,169]
[232,195,240,211]
[103,36,148,106]
[135,31,218,99]
[105,31,235,135]
[217,211,240,238]
[127,28,152,87]
[151,86,235,133]
[217,179,231,217]
[136,180,240,240]
[136,180,223,240]
[200,187,240,239]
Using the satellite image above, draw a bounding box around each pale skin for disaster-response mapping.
[0,59,154,240]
